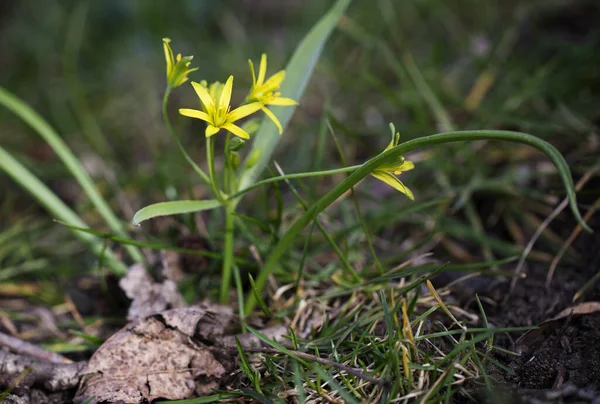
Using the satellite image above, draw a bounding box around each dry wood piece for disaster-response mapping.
[0,348,85,392]
[0,331,71,364]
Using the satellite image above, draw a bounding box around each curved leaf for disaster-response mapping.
[0,146,127,275]
[237,0,352,195]
[132,200,221,226]
[0,86,143,264]
[245,130,591,313]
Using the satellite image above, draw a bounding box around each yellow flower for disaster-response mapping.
[247,54,297,134]
[179,76,262,139]
[163,38,198,88]
[371,132,415,200]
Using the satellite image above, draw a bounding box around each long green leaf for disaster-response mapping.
[0,86,143,264]
[237,0,352,195]
[132,199,221,226]
[55,221,255,265]
[245,130,590,312]
[0,146,126,275]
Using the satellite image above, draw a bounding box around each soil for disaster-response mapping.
[455,210,600,403]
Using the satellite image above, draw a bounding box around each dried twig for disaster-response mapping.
[219,344,389,388]
[0,332,70,364]
[0,349,85,391]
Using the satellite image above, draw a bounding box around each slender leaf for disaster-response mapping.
[0,146,126,275]
[237,0,352,194]
[0,86,143,263]
[132,199,221,226]
[55,221,254,265]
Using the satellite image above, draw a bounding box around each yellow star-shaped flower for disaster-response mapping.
[371,132,415,200]
[179,76,262,139]
[162,38,198,88]
[247,54,297,134]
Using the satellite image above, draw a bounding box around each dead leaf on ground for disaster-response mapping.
[516,301,600,353]
[74,306,237,403]
[119,264,185,321]
[549,301,600,320]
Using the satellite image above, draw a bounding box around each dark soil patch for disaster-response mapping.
[462,214,600,403]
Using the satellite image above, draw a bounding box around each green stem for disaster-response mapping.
[223,133,231,193]
[162,87,211,185]
[221,202,235,304]
[229,164,362,201]
[206,136,226,202]
[244,130,591,313]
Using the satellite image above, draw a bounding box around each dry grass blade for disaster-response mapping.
[426,280,465,330]
[547,196,600,288]
[509,166,598,296]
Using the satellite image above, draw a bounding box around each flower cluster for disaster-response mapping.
[179,77,262,139]
[371,131,415,200]
[246,54,297,134]
[164,39,296,140]
[162,39,414,199]
[162,38,198,88]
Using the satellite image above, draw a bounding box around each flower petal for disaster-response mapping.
[384,132,401,151]
[248,59,257,86]
[205,125,220,137]
[222,123,250,140]
[377,156,409,173]
[162,38,174,77]
[371,171,414,200]
[207,81,224,102]
[261,106,283,134]
[227,102,262,122]
[394,160,415,174]
[257,54,267,86]
[179,108,211,123]
[191,82,215,114]
[262,70,286,92]
[219,76,234,112]
[383,138,395,152]
[265,97,298,106]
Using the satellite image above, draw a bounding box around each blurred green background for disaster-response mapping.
[1,0,599,287]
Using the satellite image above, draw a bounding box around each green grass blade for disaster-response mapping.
[0,259,48,281]
[245,325,309,367]
[156,393,234,404]
[54,221,254,265]
[0,145,127,275]
[0,86,143,264]
[132,199,221,226]
[245,130,589,313]
[313,364,361,404]
[237,0,352,194]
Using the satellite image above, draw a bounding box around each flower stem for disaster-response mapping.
[206,136,226,203]
[223,134,231,193]
[228,164,363,201]
[220,201,235,304]
[162,87,210,185]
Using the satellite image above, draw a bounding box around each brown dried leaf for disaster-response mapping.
[119,264,185,321]
[550,301,600,320]
[516,301,600,353]
[74,306,236,403]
